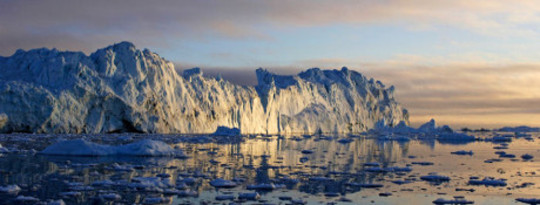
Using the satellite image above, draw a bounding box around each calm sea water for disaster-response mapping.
[0,132,538,204]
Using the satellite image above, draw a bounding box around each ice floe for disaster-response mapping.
[40,139,185,157]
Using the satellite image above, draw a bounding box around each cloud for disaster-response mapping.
[2,0,540,55]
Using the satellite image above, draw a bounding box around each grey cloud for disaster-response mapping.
[2,0,540,55]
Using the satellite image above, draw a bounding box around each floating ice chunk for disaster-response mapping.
[209,178,237,188]
[178,177,196,185]
[516,198,540,204]
[177,190,198,197]
[238,192,260,200]
[59,191,81,198]
[211,126,240,137]
[455,188,475,192]
[0,143,10,153]
[47,199,66,205]
[40,139,185,157]
[40,139,115,156]
[522,154,534,160]
[432,198,474,204]
[438,133,475,142]
[130,177,171,190]
[142,197,170,204]
[392,121,417,134]
[468,177,507,186]
[116,139,184,156]
[451,150,473,156]
[420,174,450,183]
[100,193,121,201]
[0,185,21,194]
[379,192,392,197]
[491,136,513,142]
[291,199,307,204]
[498,126,540,132]
[498,153,516,158]
[387,166,413,172]
[412,161,434,166]
[15,195,39,202]
[109,163,134,172]
[484,158,503,163]
[163,188,182,195]
[301,150,314,154]
[418,119,437,133]
[391,180,412,185]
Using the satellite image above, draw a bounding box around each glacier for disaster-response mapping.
[0,42,408,134]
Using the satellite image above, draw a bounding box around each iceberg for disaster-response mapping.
[372,118,475,142]
[498,126,540,132]
[0,42,407,134]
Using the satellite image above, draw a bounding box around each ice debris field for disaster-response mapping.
[0,121,539,204]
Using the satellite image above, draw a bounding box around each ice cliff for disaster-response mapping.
[0,42,408,134]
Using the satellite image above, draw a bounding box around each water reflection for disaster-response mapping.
[0,133,538,204]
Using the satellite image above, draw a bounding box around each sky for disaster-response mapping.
[1,0,540,128]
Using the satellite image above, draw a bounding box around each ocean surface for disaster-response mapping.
[0,132,538,204]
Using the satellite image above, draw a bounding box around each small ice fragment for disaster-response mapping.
[516,198,540,205]
[412,161,434,166]
[324,192,340,197]
[142,197,170,204]
[301,150,314,154]
[0,185,21,194]
[432,198,474,204]
[209,178,237,188]
[238,192,260,200]
[468,177,507,186]
[100,193,121,201]
[451,150,473,156]
[521,154,534,160]
[15,195,39,202]
[379,192,392,197]
[420,174,450,183]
